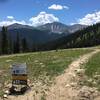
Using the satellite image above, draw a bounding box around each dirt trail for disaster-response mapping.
[46,49,100,100]
[6,49,100,100]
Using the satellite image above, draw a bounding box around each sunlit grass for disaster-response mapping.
[0,49,92,83]
[0,48,93,97]
[85,52,100,90]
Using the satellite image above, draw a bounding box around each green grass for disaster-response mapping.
[85,52,100,90]
[0,48,93,97]
[85,53,100,77]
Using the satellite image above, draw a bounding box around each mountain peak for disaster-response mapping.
[37,22,68,34]
[37,22,86,34]
[7,23,34,30]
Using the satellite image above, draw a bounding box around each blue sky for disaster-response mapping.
[0,0,100,26]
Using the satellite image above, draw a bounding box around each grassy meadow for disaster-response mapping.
[0,48,93,97]
[85,52,100,90]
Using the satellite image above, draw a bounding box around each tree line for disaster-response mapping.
[0,26,28,55]
[0,23,100,55]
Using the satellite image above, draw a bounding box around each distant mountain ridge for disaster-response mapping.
[7,23,34,30]
[37,22,87,34]
[41,23,100,50]
[68,24,87,33]
[37,22,68,34]
[0,22,87,45]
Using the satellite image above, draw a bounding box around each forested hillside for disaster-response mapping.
[41,23,100,50]
[0,23,100,55]
[0,22,86,55]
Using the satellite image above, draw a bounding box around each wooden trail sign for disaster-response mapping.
[11,63,28,85]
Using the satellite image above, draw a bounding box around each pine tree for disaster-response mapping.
[21,38,28,52]
[8,34,13,54]
[14,33,20,53]
[1,26,9,54]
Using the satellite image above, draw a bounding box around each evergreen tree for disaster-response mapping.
[13,41,16,53]
[8,35,13,54]
[14,33,20,53]
[1,26,9,54]
[21,38,28,52]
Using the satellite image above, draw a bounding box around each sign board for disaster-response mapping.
[11,63,27,75]
[12,80,27,85]
[11,63,27,85]
[12,75,27,80]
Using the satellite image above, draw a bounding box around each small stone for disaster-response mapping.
[5,83,12,88]
[87,79,93,83]
[94,75,100,79]
[3,94,7,98]
[92,81,97,85]
[70,82,77,87]
[76,69,84,75]
[65,84,70,87]
[41,65,45,68]
[4,90,9,94]
[40,63,43,65]
[34,60,38,63]
[30,83,34,87]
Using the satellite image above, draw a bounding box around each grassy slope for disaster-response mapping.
[85,52,100,77]
[0,48,93,96]
[85,52,100,90]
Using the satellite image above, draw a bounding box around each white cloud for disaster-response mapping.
[29,11,59,26]
[77,11,100,25]
[0,16,26,26]
[48,4,69,10]
[0,12,59,26]
[7,16,14,20]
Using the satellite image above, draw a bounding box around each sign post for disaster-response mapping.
[11,63,27,85]
[10,63,28,93]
